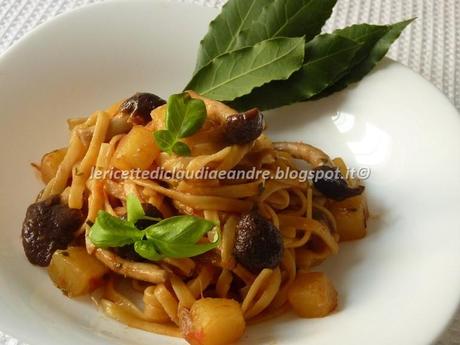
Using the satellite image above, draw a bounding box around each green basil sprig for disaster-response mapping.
[89,194,219,261]
[153,93,207,156]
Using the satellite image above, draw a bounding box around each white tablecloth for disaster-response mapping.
[0,0,459,344]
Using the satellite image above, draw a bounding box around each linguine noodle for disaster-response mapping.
[29,92,368,343]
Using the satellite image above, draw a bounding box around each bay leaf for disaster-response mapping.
[230,34,361,110]
[316,19,415,98]
[186,37,305,102]
[194,0,269,73]
[237,0,337,47]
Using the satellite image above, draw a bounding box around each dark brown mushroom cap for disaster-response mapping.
[119,92,166,125]
[22,196,85,266]
[113,245,146,262]
[224,108,264,145]
[233,212,284,273]
[313,166,365,201]
[134,203,163,230]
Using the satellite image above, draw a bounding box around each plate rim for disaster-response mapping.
[0,1,459,345]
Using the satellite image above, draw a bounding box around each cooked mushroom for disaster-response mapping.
[224,108,264,145]
[105,112,132,139]
[119,92,166,125]
[274,142,364,201]
[273,142,331,167]
[135,203,163,229]
[233,212,283,273]
[22,195,85,266]
[95,249,167,284]
[76,112,134,147]
[113,245,146,262]
[312,166,364,201]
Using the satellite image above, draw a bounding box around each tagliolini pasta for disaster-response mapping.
[23,91,368,345]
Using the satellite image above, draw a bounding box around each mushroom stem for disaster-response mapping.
[273,142,331,167]
[95,249,168,284]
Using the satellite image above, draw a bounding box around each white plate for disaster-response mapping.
[0,1,459,345]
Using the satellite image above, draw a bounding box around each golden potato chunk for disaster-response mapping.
[288,272,338,318]
[39,148,67,183]
[48,247,109,297]
[328,195,367,241]
[111,125,160,170]
[146,104,166,131]
[182,298,246,345]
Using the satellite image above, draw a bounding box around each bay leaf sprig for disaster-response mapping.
[89,194,220,261]
[186,0,414,112]
[230,20,414,110]
[186,37,305,101]
[154,92,207,156]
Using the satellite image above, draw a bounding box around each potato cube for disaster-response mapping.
[182,298,246,345]
[147,104,166,131]
[111,126,160,170]
[327,195,367,241]
[288,272,338,318]
[48,247,109,297]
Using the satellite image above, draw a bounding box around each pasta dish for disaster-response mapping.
[22,91,367,345]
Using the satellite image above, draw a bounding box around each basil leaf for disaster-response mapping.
[145,215,216,244]
[166,93,207,138]
[150,229,220,259]
[237,0,337,47]
[151,241,219,259]
[134,240,164,261]
[153,130,174,153]
[172,141,191,156]
[154,93,206,156]
[194,0,268,73]
[89,211,144,248]
[316,19,414,98]
[186,37,305,102]
[230,34,361,110]
[90,212,220,261]
[126,193,145,223]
